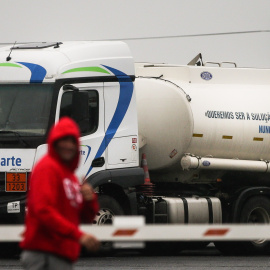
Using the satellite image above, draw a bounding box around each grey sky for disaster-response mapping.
[0,0,269,68]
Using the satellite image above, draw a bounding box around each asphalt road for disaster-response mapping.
[1,246,270,270]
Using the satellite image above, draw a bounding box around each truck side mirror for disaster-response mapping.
[71,91,89,133]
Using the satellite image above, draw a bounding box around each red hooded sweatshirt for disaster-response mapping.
[20,117,99,262]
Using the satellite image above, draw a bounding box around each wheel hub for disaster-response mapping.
[248,207,270,245]
[93,208,114,225]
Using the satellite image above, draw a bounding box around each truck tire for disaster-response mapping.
[215,196,270,255]
[91,195,124,255]
[94,195,124,225]
[239,196,270,254]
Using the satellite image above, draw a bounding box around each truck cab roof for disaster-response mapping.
[0,41,134,83]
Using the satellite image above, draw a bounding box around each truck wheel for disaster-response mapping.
[93,195,124,225]
[239,196,270,254]
[215,196,270,255]
[91,195,124,255]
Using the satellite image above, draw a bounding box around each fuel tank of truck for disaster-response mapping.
[135,63,270,181]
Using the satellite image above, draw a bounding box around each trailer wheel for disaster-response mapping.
[215,196,270,255]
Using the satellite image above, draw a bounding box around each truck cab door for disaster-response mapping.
[57,83,105,182]
[104,82,139,169]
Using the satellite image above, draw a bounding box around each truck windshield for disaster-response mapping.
[0,84,54,136]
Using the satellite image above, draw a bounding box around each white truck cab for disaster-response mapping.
[0,41,143,223]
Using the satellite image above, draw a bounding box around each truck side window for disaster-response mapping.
[60,90,99,135]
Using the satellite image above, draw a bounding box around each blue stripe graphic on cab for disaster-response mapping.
[83,145,91,164]
[17,62,47,83]
[85,66,134,177]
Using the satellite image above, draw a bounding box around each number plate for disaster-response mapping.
[5,172,27,192]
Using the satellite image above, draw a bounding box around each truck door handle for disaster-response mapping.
[91,157,105,167]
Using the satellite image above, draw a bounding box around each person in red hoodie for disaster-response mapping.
[20,117,100,270]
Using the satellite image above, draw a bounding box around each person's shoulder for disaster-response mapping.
[33,155,58,173]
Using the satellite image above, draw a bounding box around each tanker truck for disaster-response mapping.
[0,41,270,255]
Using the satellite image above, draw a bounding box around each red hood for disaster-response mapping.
[47,117,80,171]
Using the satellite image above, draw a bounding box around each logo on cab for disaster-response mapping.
[201,72,213,81]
